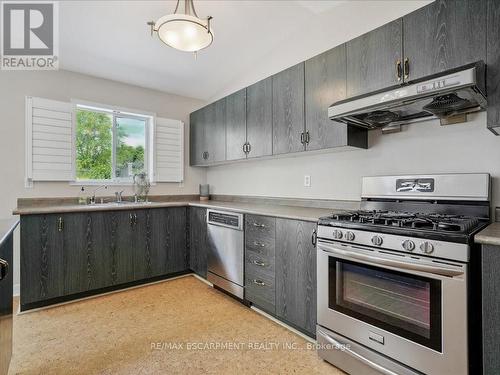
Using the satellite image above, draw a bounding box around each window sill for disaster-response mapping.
[69,181,157,186]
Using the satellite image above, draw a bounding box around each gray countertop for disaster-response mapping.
[475,222,500,246]
[13,200,339,222]
[0,218,19,246]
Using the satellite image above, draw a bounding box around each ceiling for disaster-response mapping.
[59,1,429,101]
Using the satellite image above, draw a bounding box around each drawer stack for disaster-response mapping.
[244,214,276,313]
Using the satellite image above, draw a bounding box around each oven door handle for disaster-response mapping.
[317,328,400,375]
[318,242,465,278]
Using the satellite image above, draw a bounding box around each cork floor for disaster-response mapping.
[8,276,345,375]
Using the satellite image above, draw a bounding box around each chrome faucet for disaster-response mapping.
[90,185,107,204]
[115,190,124,203]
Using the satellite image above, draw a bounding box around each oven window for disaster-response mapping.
[329,258,442,352]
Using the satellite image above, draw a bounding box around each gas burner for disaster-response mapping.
[324,210,482,234]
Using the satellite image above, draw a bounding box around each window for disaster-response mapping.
[75,104,152,183]
[26,96,184,186]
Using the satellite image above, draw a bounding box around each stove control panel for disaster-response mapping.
[317,225,469,263]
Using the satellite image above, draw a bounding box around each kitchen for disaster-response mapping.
[1,0,500,374]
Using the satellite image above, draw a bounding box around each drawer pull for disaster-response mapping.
[253,279,266,286]
[253,241,265,247]
[252,260,267,267]
[57,217,64,232]
[253,222,266,228]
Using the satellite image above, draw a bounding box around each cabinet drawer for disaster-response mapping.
[245,214,275,256]
[246,253,275,275]
[245,215,275,238]
[245,266,275,314]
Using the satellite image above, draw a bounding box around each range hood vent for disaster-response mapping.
[329,62,486,131]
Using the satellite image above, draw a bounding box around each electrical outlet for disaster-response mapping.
[304,175,311,187]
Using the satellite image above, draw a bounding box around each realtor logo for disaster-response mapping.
[1,1,59,70]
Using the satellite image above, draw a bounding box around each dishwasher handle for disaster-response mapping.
[207,209,244,230]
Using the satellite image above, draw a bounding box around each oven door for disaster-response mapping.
[317,239,468,375]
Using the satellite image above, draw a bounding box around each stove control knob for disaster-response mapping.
[402,240,415,252]
[371,235,383,246]
[345,231,355,241]
[420,241,434,254]
[333,230,343,240]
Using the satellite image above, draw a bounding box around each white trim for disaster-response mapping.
[13,283,20,297]
[25,96,33,188]
[192,274,213,286]
[71,98,156,118]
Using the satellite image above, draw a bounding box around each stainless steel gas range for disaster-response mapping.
[316,174,490,375]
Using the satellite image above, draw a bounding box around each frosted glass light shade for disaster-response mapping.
[155,14,213,52]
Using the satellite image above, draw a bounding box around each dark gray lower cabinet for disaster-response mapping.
[20,207,188,310]
[151,207,187,276]
[189,207,208,278]
[275,218,317,336]
[481,244,500,374]
[21,214,64,305]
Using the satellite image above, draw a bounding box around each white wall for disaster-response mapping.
[207,114,500,210]
[0,69,206,289]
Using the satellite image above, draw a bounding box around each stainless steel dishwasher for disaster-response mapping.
[206,209,244,298]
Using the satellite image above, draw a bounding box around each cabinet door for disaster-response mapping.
[114,211,136,284]
[487,0,500,135]
[305,44,350,150]
[189,207,208,278]
[275,219,317,336]
[272,63,306,155]
[403,0,486,82]
[346,19,403,98]
[247,77,273,158]
[226,89,247,161]
[205,99,226,163]
[151,208,188,276]
[20,214,64,305]
[131,209,153,281]
[189,109,205,166]
[63,212,104,295]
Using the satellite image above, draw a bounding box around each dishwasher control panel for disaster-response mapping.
[207,210,243,230]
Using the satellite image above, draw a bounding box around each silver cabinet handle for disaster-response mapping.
[253,222,265,228]
[253,241,265,247]
[57,217,64,232]
[253,279,266,286]
[252,260,266,267]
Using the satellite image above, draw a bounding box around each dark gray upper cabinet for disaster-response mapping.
[275,218,317,336]
[189,109,205,166]
[246,77,273,158]
[346,19,403,98]
[225,89,247,161]
[305,44,368,150]
[206,99,227,163]
[403,0,486,83]
[272,63,306,155]
[487,0,500,135]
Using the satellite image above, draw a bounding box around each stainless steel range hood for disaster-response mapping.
[329,62,487,131]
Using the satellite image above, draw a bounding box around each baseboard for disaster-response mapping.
[250,306,316,344]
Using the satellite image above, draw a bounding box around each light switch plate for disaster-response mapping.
[304,175,311,187]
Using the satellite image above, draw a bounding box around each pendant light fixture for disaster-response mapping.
[148,0,213,54]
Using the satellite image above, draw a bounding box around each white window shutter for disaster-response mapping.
[25,96,74,185]
[155,117,184,182]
